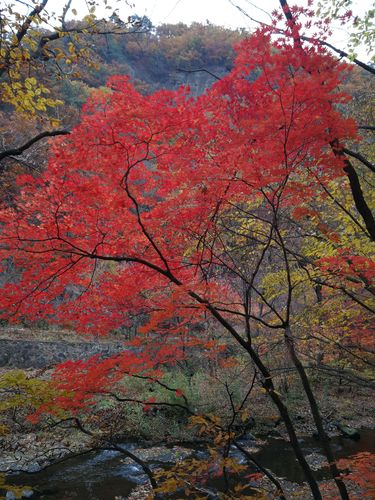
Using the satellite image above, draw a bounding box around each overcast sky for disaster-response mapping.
[131,0,277,27]
[88,0,371,29]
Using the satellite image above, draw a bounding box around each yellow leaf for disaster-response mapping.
[240,409,250,422]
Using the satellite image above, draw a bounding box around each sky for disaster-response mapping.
[131,0,277,27]
[76,0,372,29]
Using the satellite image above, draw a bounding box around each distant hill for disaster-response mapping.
[52,21,246,111]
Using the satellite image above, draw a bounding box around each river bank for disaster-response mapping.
[3,429,375,499]
[1,362,374,498]
[2,384,374,475]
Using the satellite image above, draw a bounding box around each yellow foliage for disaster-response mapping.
[1,79,63,117]
[154,446,247,497]
[0,370,69,421]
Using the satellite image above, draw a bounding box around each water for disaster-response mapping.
[6,448,149,499]
[5,430,375,499]
[255,429,375,483]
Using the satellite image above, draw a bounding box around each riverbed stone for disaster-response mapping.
[21,490,34,499]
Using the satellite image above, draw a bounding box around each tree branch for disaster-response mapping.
[233,441,286,499]
[358,125,375,131]
[342,148,375,174]
[0,0,49,77]
[177,68,221,81]
[228,0,375,76]
[330,139,375,240]
[0,130,70,163]
[300,36,375,76]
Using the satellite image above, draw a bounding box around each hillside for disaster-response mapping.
[50,21,246,129]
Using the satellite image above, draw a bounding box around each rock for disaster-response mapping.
[27,463,42,473]
[337,424,360,440]
[267,429,282,438]
[195,450,209,460]
[21,490,34,499]
[305,452,328,471]
[243,432,256,441]
[151,452,175,464]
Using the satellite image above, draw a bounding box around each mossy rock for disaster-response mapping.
[337,424,360,440]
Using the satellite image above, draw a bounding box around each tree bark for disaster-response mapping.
[330,139,375,241]
[284,327,349,500]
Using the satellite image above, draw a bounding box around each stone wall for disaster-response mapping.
[0,338,126,368]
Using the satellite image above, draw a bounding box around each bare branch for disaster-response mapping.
[343,147,375,174]
[0,130,70,163]
[177,68,221,81]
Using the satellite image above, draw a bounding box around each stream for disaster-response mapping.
[5,429,375,499]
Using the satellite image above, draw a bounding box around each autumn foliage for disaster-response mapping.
[0,4,374,498]
[0,33,361,325]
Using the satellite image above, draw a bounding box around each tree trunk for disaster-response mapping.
[284,326,349,500]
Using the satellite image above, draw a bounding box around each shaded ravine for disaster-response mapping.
[4,430,375,499]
